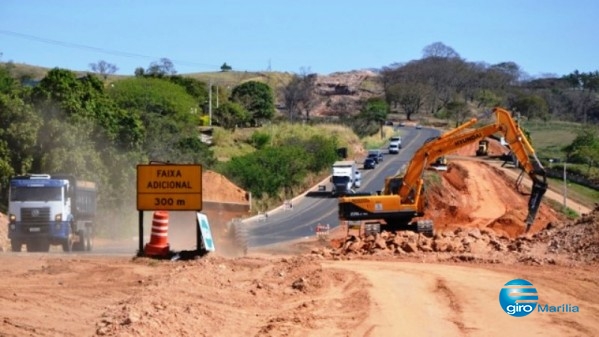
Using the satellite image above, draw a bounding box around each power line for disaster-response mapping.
[0,29,220,69]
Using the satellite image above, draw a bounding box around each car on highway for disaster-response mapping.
[388,143,400,154]
[389,136,402,147]
[367,150,384,164]
[415,124,422,129]
[363,158,376,169]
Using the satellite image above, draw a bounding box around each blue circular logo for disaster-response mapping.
[499,279,538,317]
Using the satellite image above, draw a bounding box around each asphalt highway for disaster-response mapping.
[247,125,440,247]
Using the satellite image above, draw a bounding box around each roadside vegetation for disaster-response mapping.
[0,41,597,235]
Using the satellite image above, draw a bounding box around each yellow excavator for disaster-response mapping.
[338,107,547,235]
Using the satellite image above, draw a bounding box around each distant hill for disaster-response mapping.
[1,61,293,85]
[2,62,384,118]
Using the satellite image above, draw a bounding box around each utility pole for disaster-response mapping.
[563,160,567,210]
[209,80,212,126]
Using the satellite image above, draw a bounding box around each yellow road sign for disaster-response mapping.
[137,164,202,211]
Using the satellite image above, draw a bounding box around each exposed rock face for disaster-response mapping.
[308,71,384,118]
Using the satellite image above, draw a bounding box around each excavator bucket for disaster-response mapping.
[524,179,548,232]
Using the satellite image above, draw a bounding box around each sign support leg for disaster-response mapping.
[196,213,202,252]
[138,211,144,255]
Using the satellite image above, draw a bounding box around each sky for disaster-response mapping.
[1,0,597,77]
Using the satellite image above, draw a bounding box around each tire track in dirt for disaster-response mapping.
[325,260,599,337]
[434,278,471,336]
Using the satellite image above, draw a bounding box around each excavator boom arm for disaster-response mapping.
[398,123,502,198]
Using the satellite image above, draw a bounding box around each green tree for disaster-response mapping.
[446,101,469,127]
[0,94,41,176]
[89,60,118,80]
[352,97,389,137]
[282,135,338,172]
[0,65,17,94]
[214,101,249,129]
[36,119,107,178]
[563,127,599,172]
[231,81,275,125]
[108,77,198,121]
[223,146,309,198]
[510,94,549,120]
[220,62,232,72]
[282,71,316,122]
[146,58,177,77]
[167,75,209,106]
[32,69,144,150]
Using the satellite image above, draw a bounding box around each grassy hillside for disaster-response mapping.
[186,71,294,87]
[522,120,581,159]
[212,122,365,162]
[1,61,294,89]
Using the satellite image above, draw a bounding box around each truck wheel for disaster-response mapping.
[85,229,93,252]
[416,220,434,237]
[10,240,22,252]
[231,222,248,256]
[74,230,86,251]
[62,237,73,253]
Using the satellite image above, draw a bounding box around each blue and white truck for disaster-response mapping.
[7,174,97,252]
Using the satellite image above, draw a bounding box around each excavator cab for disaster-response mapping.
[383,177,403,195]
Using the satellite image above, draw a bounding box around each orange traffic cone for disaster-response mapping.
[144,211,170,256]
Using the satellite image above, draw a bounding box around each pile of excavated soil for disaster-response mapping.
[531,204,599,262]
[317,157,582,265]
[424,160,561,237]
[160,170,251,255]
[202,170,249,203]
[317,204,599,265]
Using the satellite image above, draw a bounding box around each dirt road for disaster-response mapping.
[484,159,592,215]
[329,260,599,337]
[1,147,597,336]
[1,253,597,337]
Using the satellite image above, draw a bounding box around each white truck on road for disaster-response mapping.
[331,160,361,197]
[388,136,402,154]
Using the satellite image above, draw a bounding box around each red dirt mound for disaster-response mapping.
[422,160,562,238]
[442,162,468,191]
[203,170,249,203]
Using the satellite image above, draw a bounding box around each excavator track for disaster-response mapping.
[416,220,435,237]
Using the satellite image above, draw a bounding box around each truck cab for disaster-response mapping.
[389,136,402,148]
[8,174,96,252]
[331,161,360,196]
